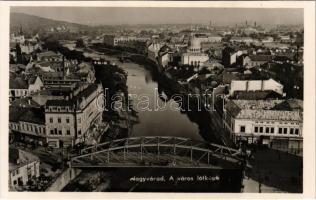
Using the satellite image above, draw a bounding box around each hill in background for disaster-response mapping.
[10,12,90,36]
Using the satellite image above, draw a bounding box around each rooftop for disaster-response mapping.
[226,99,303,122]
[232,90,283,100]
[248,55,273,62]
[46,83,100,108]
[9,148,39,171]
[9,106,45,124]
[10,97,41,108]
[37,51,61,58]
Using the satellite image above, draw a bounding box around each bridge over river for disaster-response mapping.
[70,136,244,169]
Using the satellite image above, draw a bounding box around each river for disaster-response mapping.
[120,61,203,141]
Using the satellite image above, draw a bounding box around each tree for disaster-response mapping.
[16,43,22,64]
[76,38,85,48]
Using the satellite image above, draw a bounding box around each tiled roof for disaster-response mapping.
[46,84,99,107]
[227,99,302,122]
[9,106,45,124]
[10,98,41,108]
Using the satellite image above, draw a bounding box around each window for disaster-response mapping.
[13,180,17,185]
[58,118,61,123]
[78,118,81,124]
[240,126,245,133]
[290,128,294,134]
[66,118,70,123]
[283,128,288,134]
[259,127,263,133]
[78,130,81,135]
[254,126,258,133]
[295,129,299,135]
[58,130,62,135]
[50,130,54,135]
[271,127,274,134]
[66,130,71,135]
[49,118,53,123]
[278,128,282,134]
[266,127,270,133]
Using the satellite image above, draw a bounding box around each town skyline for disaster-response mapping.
[11,7,303,26]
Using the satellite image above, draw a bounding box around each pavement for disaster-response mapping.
[245,147,302,193]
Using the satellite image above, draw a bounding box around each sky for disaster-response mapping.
[11,7,304,26]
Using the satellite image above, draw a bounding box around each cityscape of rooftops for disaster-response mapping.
[8,6,304,194]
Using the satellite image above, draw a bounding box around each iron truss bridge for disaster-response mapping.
[70,136,244,168]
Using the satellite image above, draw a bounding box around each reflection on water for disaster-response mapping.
[120,62,202,141]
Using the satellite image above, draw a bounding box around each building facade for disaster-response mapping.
[9,148,40,189]
[229,79,284,96]
[224,99,303,153]
[45,83,104,148]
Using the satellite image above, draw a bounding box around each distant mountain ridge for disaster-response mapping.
[10,12,89,34]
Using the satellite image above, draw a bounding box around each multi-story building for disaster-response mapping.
[229,79,284,96]
[9,76,44,102]
[181,37,209,67]
[9,106,46,145]
[230,37,255,45]
[147,42,164,62]
[104,34,149,46]
[37,51,63,62]
[45,83,104,148]
[222,47,237,67]
[9,82,105,148]
[157,45,173,68]
[224,99,303,153]
[242,55,273,68]
[9,148,40,189]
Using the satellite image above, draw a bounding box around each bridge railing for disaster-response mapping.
[80,136,240,155]
[71,136,243,168]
